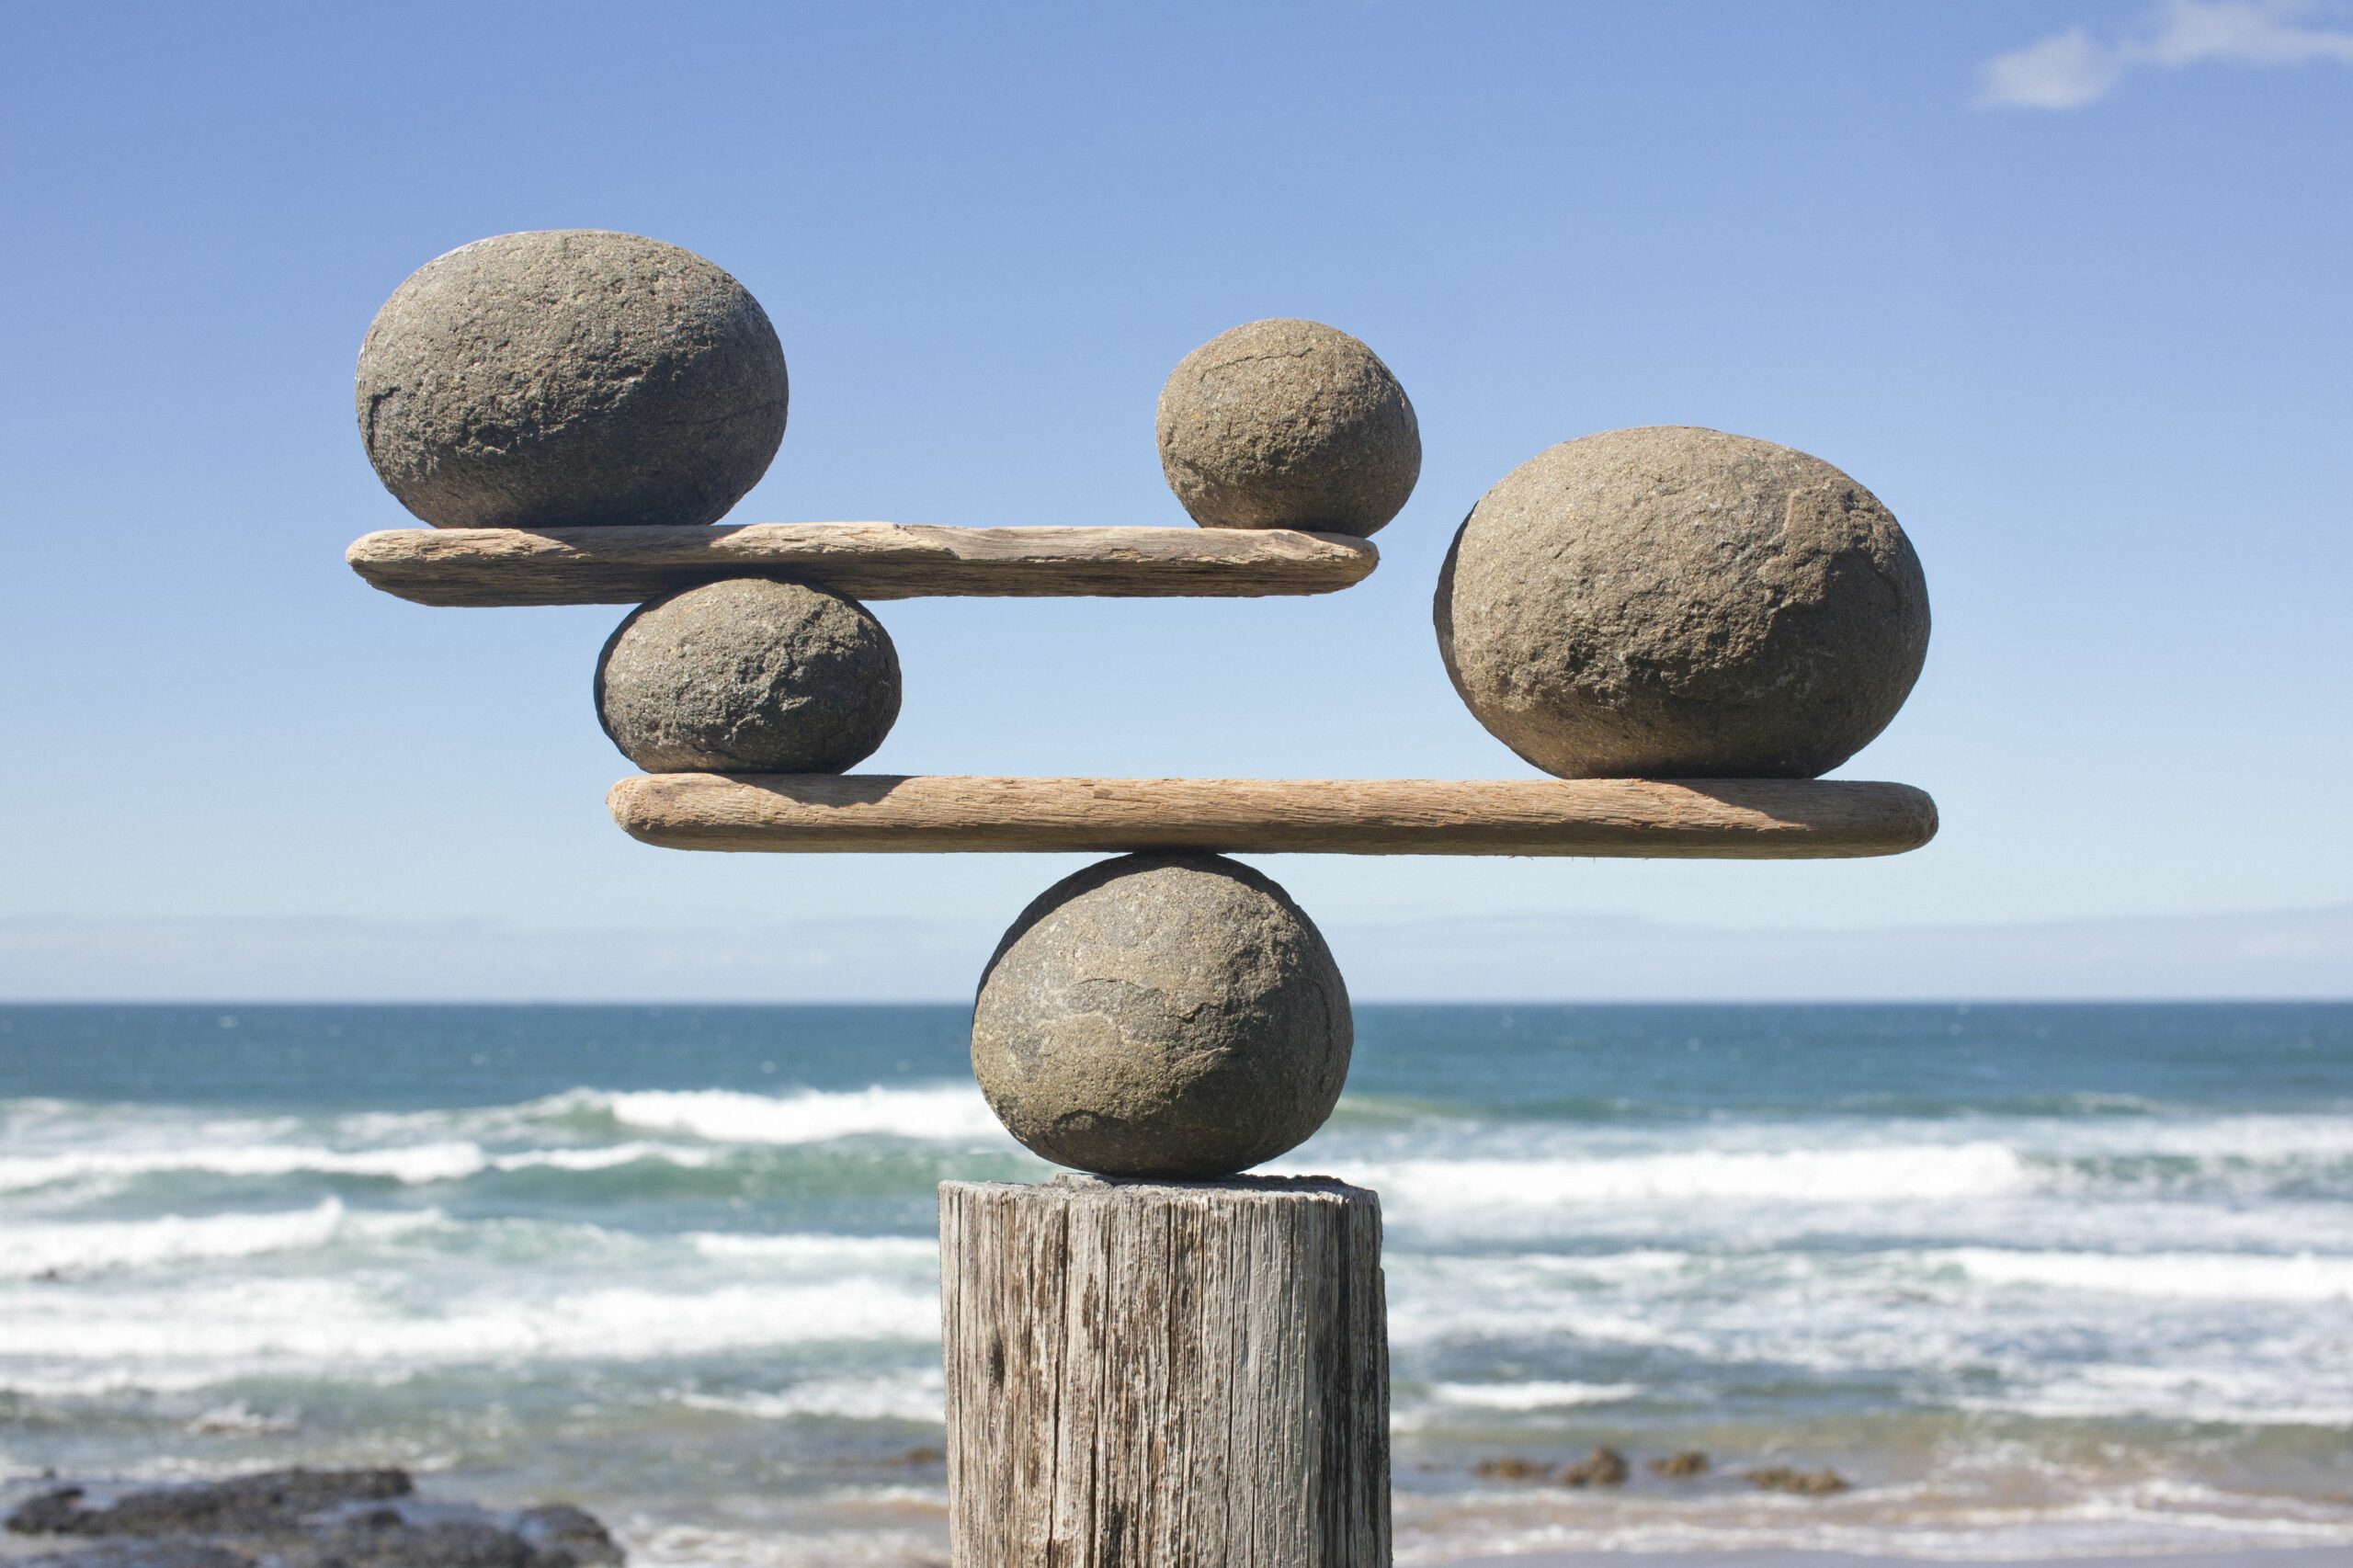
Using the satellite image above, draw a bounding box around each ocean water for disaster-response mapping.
[2,1003,2349,1564]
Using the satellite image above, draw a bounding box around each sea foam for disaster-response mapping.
[1427,1380,1644,1410]
[600,1085,1008,1146]
[1346,1140,2032,1213]
[675,1367,946,1424]
[0,1275,941,1392]
[0,1142,490,1191]
[689,1233,938,1265]
[1934,1246,2353,1301]
[0,1199,439,1278]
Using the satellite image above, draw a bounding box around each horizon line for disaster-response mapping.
[6,994,2348,1009]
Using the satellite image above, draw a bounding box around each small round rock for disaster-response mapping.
[1155,318,1419,537]
[972,854,1352,1177]
[357,230,787,528]
[1436,426,1930,778]
[596,578,899,773]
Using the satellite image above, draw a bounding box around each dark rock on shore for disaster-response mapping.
[12,1549,253,1568]
[6,1469,622,1568]
[10,1470,413,1539]
[1558,1446,1630,1487]
[1648,1449,1711,1478]
[1746,1463,1852,1495]
[1472,1455,1552,1481]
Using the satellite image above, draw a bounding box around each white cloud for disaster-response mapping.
[1979,28,2128,108]
[1976,0,2353,109]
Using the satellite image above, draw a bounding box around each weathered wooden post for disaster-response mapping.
[941,1176,1388,1568]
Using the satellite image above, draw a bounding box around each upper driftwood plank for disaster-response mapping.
[346,522,1379,605]
[608,775,1939,859]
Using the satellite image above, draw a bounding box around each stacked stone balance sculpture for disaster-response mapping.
[347,244,1939,1568]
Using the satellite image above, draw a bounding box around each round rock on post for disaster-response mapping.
[356,230,788,529]
[596,578,900,773]
[1435,426,1930,778]
[972,854,1351,1177]
[1155,318,1420,538]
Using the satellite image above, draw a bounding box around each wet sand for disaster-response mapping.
[1430,1544,2353,1553]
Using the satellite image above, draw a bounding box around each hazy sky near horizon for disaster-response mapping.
[2,2,2348,997]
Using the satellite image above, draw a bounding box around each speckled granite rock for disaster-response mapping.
[1436,426,1929,778]
[357,230,786,528]
[1156,318,1418,537]
[596,578,900,773]
[971,853,1351,1176]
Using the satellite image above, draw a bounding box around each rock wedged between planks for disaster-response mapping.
[346,522,1379,606]
[607,774,1939,858]
[940,1175,1389,1568]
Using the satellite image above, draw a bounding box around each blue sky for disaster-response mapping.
[1,2,2347,999]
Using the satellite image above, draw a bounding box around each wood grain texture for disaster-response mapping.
[940,1175,1389,1568]
[346,523,1378,605]
[608,775,1939,858]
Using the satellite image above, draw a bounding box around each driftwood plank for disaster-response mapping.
[346,522,1378,605]
[607,775,1939,858]
[940,1175,1389,1568]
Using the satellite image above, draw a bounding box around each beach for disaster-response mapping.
[1441,1554,2353,1568]
[4,1002,2349,1564]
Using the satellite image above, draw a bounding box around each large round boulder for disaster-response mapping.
[972,854,1351,1177]
[357,230,787,528]
[1435,426,1929,778]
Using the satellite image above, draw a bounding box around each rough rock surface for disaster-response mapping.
[971,854,1351,1176]
[7,1471,412,1539]
[1746,1464,1852,1496]
[5,1470,622,1568]
[15,1548,252,1568]
[1435,426,1929,778]
[1559,1447,1631,1488]
[1155,319,1419,537]
[1649,1449,1711,1478]
[1473,1457,1552,1482]
[596,578,900,773]
[357,230,787,528]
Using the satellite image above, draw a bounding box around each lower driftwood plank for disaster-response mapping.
[607,774,1939,858]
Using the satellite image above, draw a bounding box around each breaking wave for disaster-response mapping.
[0,1199,441,1278]
[1348,1141,2032,1210]
[597,1085,1007,1146]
